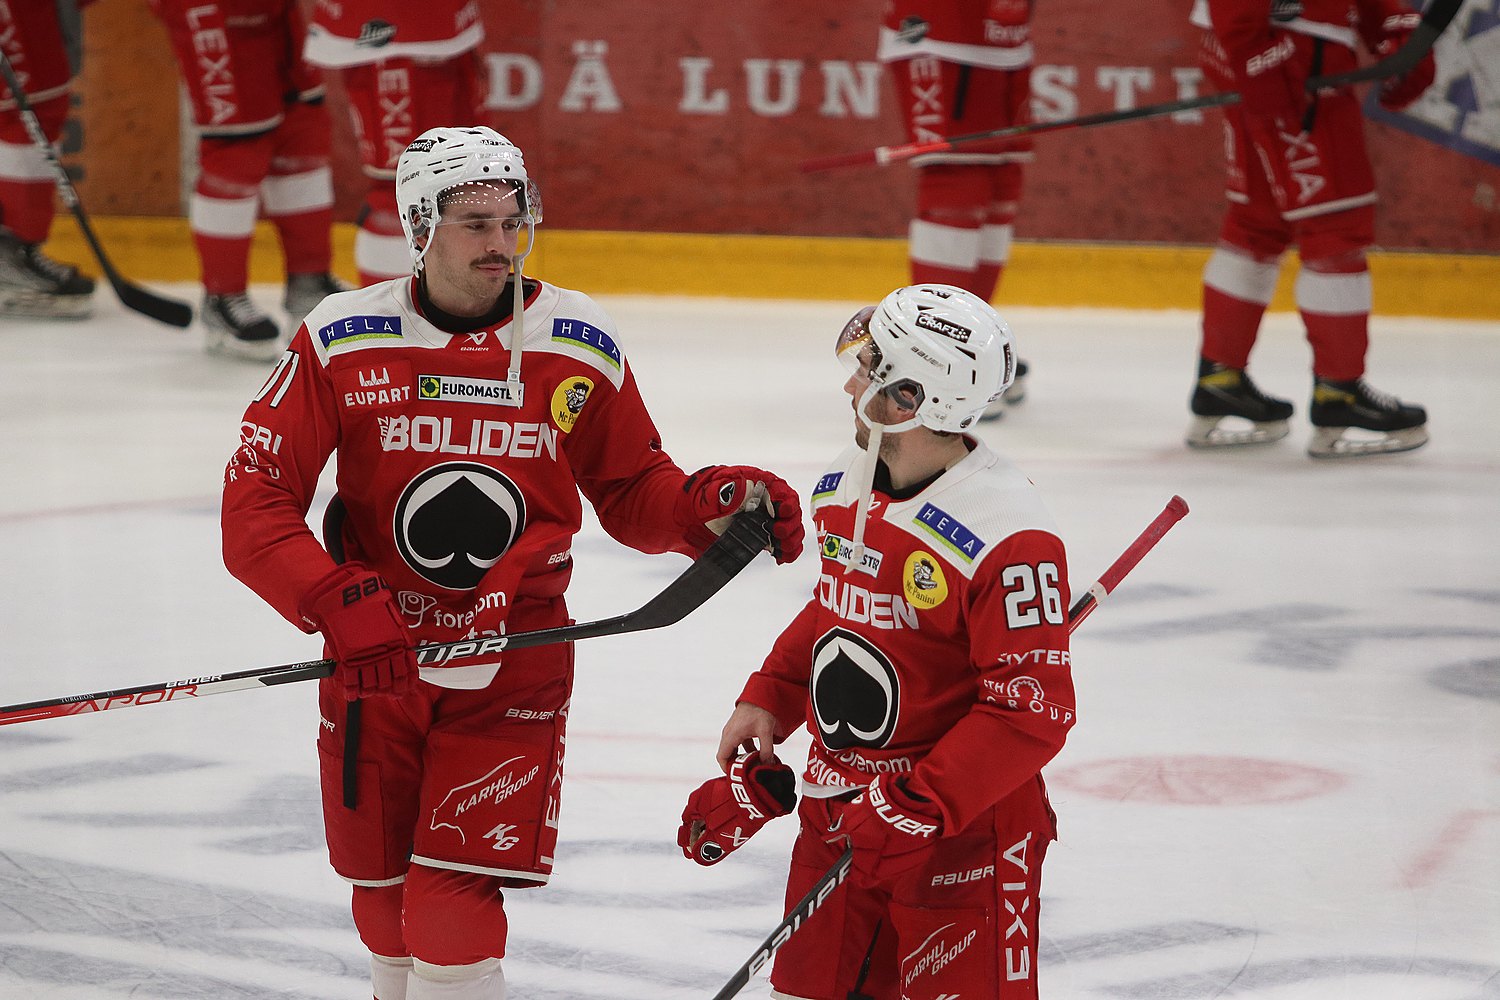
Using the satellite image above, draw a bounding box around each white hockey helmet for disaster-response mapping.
[395,126,542,270]
[836,284,1017,433]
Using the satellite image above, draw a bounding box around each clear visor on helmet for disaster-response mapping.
[835,305,877,374]
[418,179,542,257]
[834,305,924,413]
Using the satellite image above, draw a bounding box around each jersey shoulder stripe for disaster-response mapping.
[302,280,422,367]
[885,443,1060,580]
[522,284,629,389]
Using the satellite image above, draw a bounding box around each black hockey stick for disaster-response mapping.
[708,496,1189,1000]
[0,50,193,327]
[801,0,1462,171]
[0,506,775,727]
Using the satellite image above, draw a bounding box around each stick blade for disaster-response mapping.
[630,505,774,630]
[115,279,194,328]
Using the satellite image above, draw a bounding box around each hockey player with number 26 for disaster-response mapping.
[221,126,806,1000]
[681,285,1075,999]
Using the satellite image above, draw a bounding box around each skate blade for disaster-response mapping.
[1307,425,1429,459]
[1185,414,1290,449]
[0,288,94,320]
[204,326,285,363]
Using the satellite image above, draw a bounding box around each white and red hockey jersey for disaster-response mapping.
[739,440,1075,836]
[302,0,484,68]
[222,277,703,687]
[878,0,1034,70]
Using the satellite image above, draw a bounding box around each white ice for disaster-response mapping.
[1,285,1497,999]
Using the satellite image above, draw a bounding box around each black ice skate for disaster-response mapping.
[980,358,1029,422]
[202,292,282,362]
[0,228,96,319]
[283,271,351,336]
[1186,358,1293,448]
[1307,377,1428,458]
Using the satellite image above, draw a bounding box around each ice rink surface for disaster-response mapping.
[2,285,1497,999]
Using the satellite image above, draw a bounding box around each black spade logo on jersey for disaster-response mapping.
[393,463,526,591]
[810,628,899,751]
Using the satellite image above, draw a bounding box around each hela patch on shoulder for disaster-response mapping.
[913,503,986,563]
[318,315,403,349]
[418,374,524,407]
[812,471,844,501]
[551,318,622,371]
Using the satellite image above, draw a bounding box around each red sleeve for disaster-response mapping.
[907,529,1076,835]
[220,335,341,629]
[738,598,821,738]
[566,359,703,558]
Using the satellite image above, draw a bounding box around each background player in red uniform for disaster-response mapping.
[151,0,345,359]
[301,0,487,286]
[0,0,95,318]
[681,284,1075,999]
[1186,0,1436,457]
[221,125,805,1000]
[878,0,1035,418]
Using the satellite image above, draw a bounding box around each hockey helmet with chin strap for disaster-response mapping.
[834,284,1018,572]
[395,125,542,272]
[836,283,1016,434]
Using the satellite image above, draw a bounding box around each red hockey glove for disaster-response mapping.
[679,751,798,866]
[1233,32,1306,126]
[298,563,416,701]
[826,775,943,886]
[1365,11,1435,110]
[675,465,806,564]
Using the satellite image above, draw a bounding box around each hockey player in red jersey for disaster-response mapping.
[301,0,487,286]
[1187,0,1435,457]
[151,0,345,359]
[0,0,95,318]
[220,125,806,1000]
[681,285,1075,999]
[878,1,1035,418]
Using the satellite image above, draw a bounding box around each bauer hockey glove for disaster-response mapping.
[298,563,417,701]
[675,465,806,564]
[826,775,943,887]
[679,751,798,865]
[1361,10,1435,110]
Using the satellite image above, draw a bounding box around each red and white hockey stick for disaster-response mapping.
[0,507,774,728]
[799,0,1461,172]
[0,50,193,327]
[709,495,1189,1000]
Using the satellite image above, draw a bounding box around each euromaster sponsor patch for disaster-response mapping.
[820,531,882,575]
[418,374,524,407]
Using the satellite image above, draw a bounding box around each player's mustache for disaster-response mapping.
[472,254,510,269]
